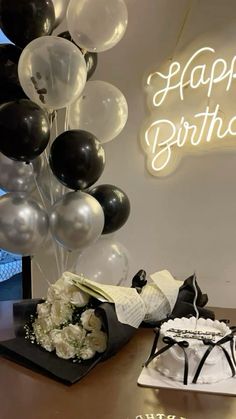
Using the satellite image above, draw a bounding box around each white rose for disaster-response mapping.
[51,301,73,326]
[54,337,77,360]
[37,333,54,352]
[37,302,51,318]
[33,318,54,352]
[70,290,90,307]
[46,277,65,302]
[80,309,102,331]
[33,316,54,334]
[79,345,96,360]
[50,329,62,345]
[47,272,89,307]
[87,330,107,353]
[61,324,86,345]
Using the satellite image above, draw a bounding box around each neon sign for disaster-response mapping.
[141,47,236,176]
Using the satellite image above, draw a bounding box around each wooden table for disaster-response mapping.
[0,302,236,419]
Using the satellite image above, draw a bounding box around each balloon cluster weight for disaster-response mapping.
[49,130,105,190]
[67,0,128,52]
[0,99,50,161]
[0,0,55,48]
[49,191,104,251]
[89,184,130,234]
[18,36,87,110]
[0,193,49,255]
[69,81,128,143]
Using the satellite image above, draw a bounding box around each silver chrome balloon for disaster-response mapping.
[0,193,49,255]
[52,0,70,27]
[49,191,104,251]
[0,153,42,193]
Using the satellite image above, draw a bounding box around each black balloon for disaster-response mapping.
[0,44,26,104]
[0,99,50,161]
[49,130,105,190]
[0,0,55,48]
[89,184,131,234]
[58,31,98,80]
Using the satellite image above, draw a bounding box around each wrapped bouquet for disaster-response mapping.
[27,276,107,361]
[0,269,214,384]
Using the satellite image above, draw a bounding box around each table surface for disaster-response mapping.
[0,302,236,419]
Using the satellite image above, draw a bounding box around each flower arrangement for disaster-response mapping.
[26,273,107,361]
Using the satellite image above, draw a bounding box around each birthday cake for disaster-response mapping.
[148,317,236,384]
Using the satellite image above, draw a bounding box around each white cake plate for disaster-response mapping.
[138,366,236,396]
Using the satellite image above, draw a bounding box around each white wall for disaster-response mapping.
[33,0,236,308]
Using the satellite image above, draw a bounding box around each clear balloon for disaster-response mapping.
[0,193,49,255]
[67,0,128,53]
[18,36,87,110]
[49,191,104,251]
[38,159,71,203]
[0,153,42,193]
[52,0,70,27]
[75,236,129,285]
[69,81,128,143]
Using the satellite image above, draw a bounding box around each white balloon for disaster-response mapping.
[75,236,129,285]
[18,36,87,110]
[69,81,128,143]
[52,0,70,27]
[67,0,128,52]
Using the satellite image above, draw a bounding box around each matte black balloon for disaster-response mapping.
[89,184,131,234]
[0,44,26,104]
[0,0,55,48]
[58,31,98,80]
[0,99,50,161]
[49,130,105,190]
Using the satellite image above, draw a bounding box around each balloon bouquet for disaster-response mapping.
[0,0,131,286]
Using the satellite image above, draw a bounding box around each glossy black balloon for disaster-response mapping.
[0,99,50,161]
[89,184,131,234]
[49,130,105,190]
[0,0,55,48]
[58,31,98,80]
[0,44,26,104]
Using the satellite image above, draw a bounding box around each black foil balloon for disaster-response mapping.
[49,130,105,190]
[58,31,98,80]
[89,184,131,234]
[0,99,50,161]
[0,0,55,48]
[0,44,27,104]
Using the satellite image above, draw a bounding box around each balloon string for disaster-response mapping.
[52,241,62,278]
[170,0,194,61]
[44,149,54,205]
[32,165,47,210]
[54,110,58,138]
[33,257,51,287]
[32,163,61,279]
[64,106,70,132]
[64,250,69,272]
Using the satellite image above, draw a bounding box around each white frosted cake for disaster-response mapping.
[153,317,236,384]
